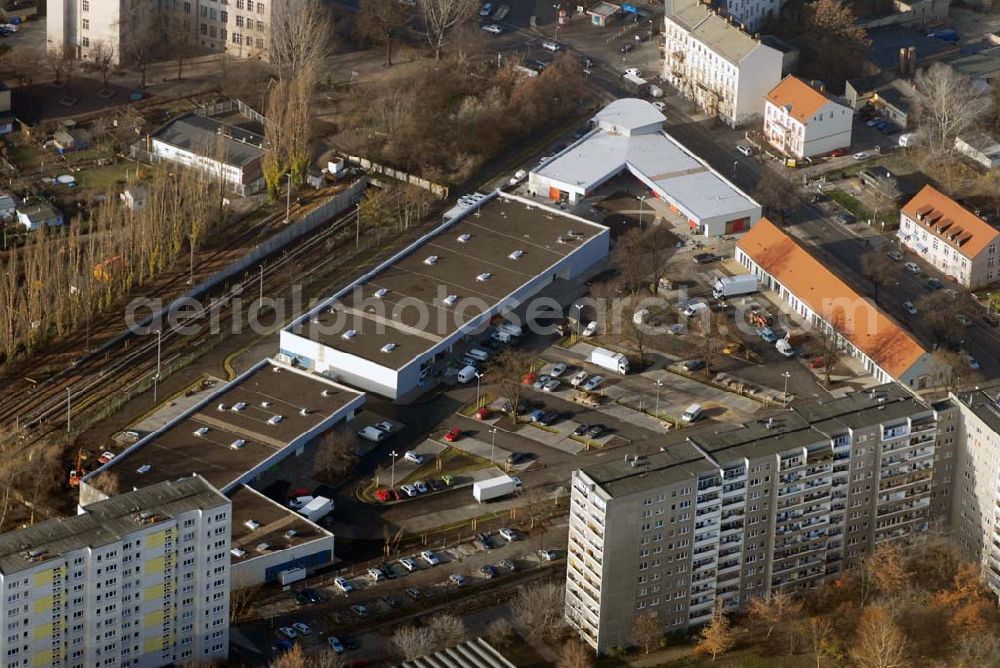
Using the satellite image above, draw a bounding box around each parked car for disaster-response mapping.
[500,558,517,571]
[481,564,498,578]
[808,356,825,369]
[335,577,354,593]
[303,588,323,603]
[536,410,559,426]
[587,424,606,439]
[375,421,394,433]
[542,379,560,392]
[581,375,604,392]
[736,144,754,157]
[693,252,718,264]
[836,212,856,225]
[98,451,116,464]
[477,531,494,549]
[474,406,491,420]
[403,451,424,464]
[507,452,528,465]
[292,622,312,636]
[481,23,502,34]
[413,480,428,494]
[444,427,461,442]
[375,489,391,503]
[399,557,417,572]
[291,590,310,606]
[569,370,589,387]
[379,595,400,609]
[903,301,918,316]
[278,627,298,639]
[538,549,558,561]
[406,587,422,599]
[963,351,981,370]
[573,423,590,436]
[350,604,368,617]
[532,374,552,390]
[449,574,467,587]
[652,101,666,112]
[683,359,706,372]
[401,484,418,497]
[328,637,345,654]
[499,528,518,542]
[887,250,904,261]
[421,550,440,566]
[925,277,942,290]
[550,362,567,377]
[582,320,599,337]
[905,262,921,274]
[853,151,872,160]
[619,42,634,53]
[479,2,494,15]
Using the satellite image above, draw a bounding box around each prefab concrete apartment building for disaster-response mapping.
[279,191,611,399]
[0,476,232,667]
[566,386,954,652]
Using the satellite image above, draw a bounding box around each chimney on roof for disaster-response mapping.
[907,46,916,74]
[898,48,908,76]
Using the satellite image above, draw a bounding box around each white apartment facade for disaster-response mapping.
[566,387,951,653]
[47,0,274,65]
[662,0,782,127]
[0,476,231,668]
[898,185,1000,289]
[723,0,779,32]
[764,76,853,159]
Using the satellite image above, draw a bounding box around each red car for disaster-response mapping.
[829,148,847,158]
[374,489,391,503]
[444,427,461,442]
[522,372,537,385]
[475,407,491,420]
[808,356,824,369]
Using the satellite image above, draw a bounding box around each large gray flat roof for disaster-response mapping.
[0,476,227,575]
[534,123,758,222]
[957,389,1000,435]
[228,485,331,566]
[290,193,606,370]
[153,114,265,167]
[88,360,361,493]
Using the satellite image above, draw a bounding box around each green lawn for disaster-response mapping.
[397,447,491,486]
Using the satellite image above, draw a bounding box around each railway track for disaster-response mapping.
[0,202,363,451]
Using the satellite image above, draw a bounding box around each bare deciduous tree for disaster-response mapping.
[488,348,535,420]
[47,45,69,85]
[914,64,986,160]
[269,0,332,77]
[860,250,898,305]
[418,0,476,60]
[392,625,436,660]
[556,639,594,668]
[229,584,263,622]
[91,40,115,90]
[748,590,802,641]
[850,605,907,668]
[510,581,566,641]
[314,429,358,481]
[485,617,514,648]
[797,616,841,668]
[428,613,467,650]
[632,612,661,655]
[355,0,408,66]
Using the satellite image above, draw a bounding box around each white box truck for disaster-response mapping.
[473,475,517,502]
[299,496,334,522]
[712,275,758,300]
[590,347,630,374]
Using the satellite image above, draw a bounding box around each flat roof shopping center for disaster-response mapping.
[279,191,611,399]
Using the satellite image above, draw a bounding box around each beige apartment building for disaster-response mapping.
[47,0,273,65]
[898,185,1000,289]
[566,386,954,652]
[0,476,231,668]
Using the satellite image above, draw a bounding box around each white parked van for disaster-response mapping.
[541,41,561,52]
[358,425,388,442]
[491,329,512,344]
[681,403,703,423]
[498,322,523,338]
[457,365,478,383]
[466,348,490,362]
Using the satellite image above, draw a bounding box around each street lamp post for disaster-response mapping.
[156,329,162,379]
[389,450,399,487]
[489,428,498,465]
[66,388,71,434]
[782,371,791,403]
[638,195,647,229]
[475,372,483,408]
[573,303,582,341]
[355,203,361,248]
[732,160,738,178]
[284,173,292,224]
[655,379,663,418]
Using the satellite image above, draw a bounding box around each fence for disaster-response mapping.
[347,155,449,199]
[195,97,267,126]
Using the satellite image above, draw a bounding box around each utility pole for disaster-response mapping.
[66,388,71,434]
[156,329,162,379]
[355,203,361,248]
[489,428,498,465]
[285,173,292,224]
[389,451,398,488]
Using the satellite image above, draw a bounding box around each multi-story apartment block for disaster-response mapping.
[721,0,779,32]
[47,0,158,64]
[566,386,950,652]
[47,0,274,66]
[0,475,231,668]
[898,185,1000,289]
[763,76,853,160]
[662,0,782,127]
[951,390,1000,594]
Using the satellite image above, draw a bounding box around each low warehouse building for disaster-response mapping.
[279,191,610,399]
[528,99,761,236]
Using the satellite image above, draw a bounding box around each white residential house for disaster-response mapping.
[724,0,780,32]
[16,202,64,230]
[954,132,1000,169]
[764,75,853,159]
[898,185,1000,289]
[662,0,783,127]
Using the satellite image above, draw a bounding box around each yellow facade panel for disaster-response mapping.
[143,583,165,602]
[143,556,166,575]
[32,595,53,614]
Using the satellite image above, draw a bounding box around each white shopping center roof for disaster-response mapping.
[533,99,758,222]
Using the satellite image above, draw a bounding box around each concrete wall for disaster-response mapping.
[735,46,783,127]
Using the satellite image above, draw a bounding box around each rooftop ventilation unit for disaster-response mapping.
[217,403,228,411]
[424,255,439,265]
[476,273,492,282]
[256,543,270,553]
[311,316,321,324]
[231,548,246,558]
[136,464,151,474]
[194,427,209,437]
[284,529,297,539]
[230,438,246,449]
[457,234,471,243]
[299,407,310,416]
[374,288,389,298]
[267,415,283,426]
[321,389,333,397]
[509,250,524,260]
[261,400,272,408]
[443,294,458,306]
[342,329,357,340]
[232,402,247,412]
[380,343,397,353]
[244,519,260,530]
